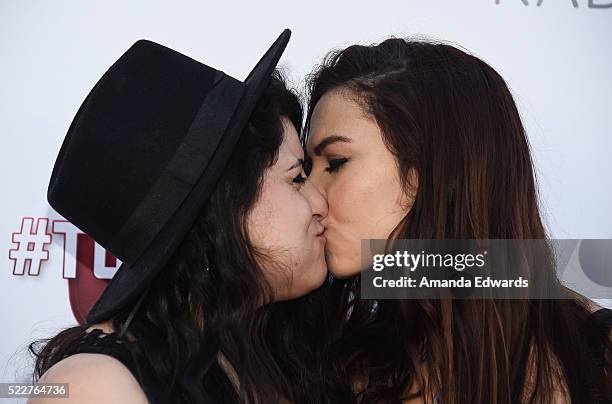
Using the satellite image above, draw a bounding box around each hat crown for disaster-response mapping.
[47,40,231,263]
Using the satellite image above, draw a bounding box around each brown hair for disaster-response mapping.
[306,38,612,403]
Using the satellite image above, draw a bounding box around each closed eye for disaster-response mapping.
[325,158,349,173]
[293,173,307,185]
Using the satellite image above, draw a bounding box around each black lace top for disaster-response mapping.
[61,329,163,402]
[61,328,235,404]
[61,308,612,403]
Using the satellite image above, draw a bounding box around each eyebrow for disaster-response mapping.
[311,135,352,156]
[287,158,304,171]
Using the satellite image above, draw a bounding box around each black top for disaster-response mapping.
[61,309,612,403]
[61,329,163,402]
[61,328,235,404]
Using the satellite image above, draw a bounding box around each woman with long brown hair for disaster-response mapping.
[304,38,612,403]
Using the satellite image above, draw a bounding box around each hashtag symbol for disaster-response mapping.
[9,217,52,276]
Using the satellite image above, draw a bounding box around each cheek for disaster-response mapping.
[328,160,406,239]
[328,162,386,224]
[249,180,311,247]
[328,176,368,225]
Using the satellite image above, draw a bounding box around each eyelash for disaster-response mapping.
[325,158,349,173]
[292,174,307,186]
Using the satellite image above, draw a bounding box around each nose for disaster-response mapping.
[302,179,328,223]
[305,164,327,198]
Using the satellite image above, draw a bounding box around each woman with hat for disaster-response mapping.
[29,30,329,403]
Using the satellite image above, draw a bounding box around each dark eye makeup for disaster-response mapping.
[302,155,349,176]
[292,173,307,184]
[325,157,349,173]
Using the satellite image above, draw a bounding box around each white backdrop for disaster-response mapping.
[2,0,611,392]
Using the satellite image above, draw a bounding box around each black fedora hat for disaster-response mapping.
[47,30,292,324]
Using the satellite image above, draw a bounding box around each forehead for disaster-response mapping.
[311,88,363,126]
[307,88,376,152]
[280,117,303,159]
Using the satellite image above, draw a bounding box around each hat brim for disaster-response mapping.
[84,29,291,324]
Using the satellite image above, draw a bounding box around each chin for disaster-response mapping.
[307,262,329,291]
[327,254,361,279]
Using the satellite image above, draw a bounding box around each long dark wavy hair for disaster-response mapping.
[305,39,612,403]
[29,71,327,404]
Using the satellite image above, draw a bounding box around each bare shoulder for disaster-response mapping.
[28,353,148,403]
